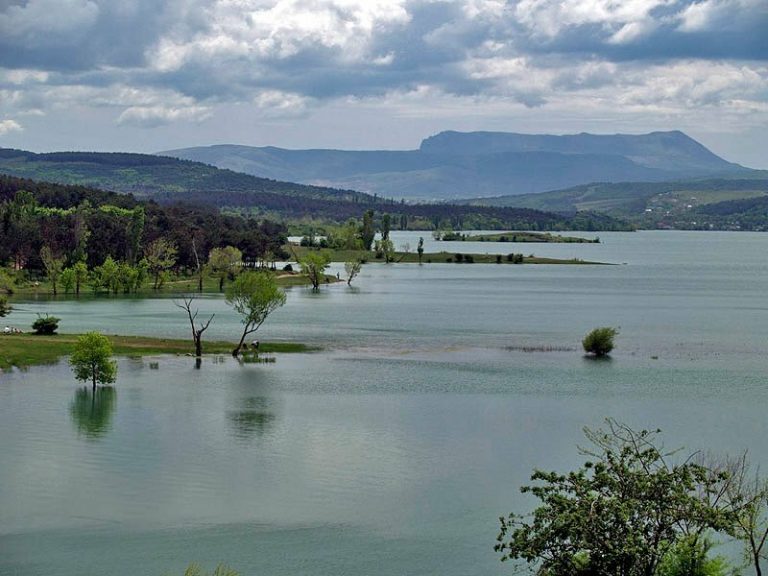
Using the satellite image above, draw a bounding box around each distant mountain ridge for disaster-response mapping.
[163,130,750,201]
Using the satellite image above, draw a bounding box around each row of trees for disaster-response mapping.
[0,176,288,277]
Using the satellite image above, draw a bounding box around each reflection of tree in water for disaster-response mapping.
[69,387,117,439]
[227,396,275,440]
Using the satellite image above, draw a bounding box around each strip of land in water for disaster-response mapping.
[436,231,600,243]
[290,246,610,265]
[0,334,312,371]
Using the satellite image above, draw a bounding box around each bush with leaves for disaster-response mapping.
[582,326,618,356]
[0,295,10,317]
[32,314,60,335]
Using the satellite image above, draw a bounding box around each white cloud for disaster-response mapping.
[148,0,411,72]
[676,0,767,32]
[514,0,673,38]
[0,119,23,136]
[117,105,212,128]
[253,90,311,117]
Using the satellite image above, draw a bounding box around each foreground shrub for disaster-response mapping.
[32,314,60,335]
[582,326,617,356]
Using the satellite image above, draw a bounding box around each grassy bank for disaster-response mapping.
[8,270,339,298]
[0,334,312,371]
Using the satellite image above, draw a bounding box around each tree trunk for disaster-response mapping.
[754,552,762,576]
[232,327,250,357]
[194,333,202,357]
[92,371,97,393]
[219,276,224,292]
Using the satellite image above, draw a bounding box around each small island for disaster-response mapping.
[435,231,600,243]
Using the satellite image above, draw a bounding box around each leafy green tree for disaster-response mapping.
[208,246,243,292]
[95,256,120,294]
[375,238,395,263]
[299,251,331,290]
[225,272,286,357]
[345,259,362,286]
[69,332,117,393]
[361,210,375,251]
[582,326,618,356]
[117,262,138,293]
[127,206,145,265]
[73,260,88,296]
[657,536,730,576]
[60,266,76,294]
[496,419,735,576]
[40,245,65,295]
[381,213,391,241]
[0,295,10,317]
[145,237,177,290]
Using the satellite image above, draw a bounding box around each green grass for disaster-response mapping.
[0,334,313,370]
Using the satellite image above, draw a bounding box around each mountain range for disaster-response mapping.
[163,130,751,201]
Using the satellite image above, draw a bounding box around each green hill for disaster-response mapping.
[0,149,632,231]
[0,148,370,203]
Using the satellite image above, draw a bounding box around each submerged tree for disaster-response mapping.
[344,259,362,286]
[69,332,117,392]
[417,237,424,264]
[225,272,286,357]
[299,251,331,290]
[582,326,618,357]
[175,295,215,358]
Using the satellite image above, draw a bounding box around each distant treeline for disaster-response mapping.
[0,175,287,273]
[183,190,630,231]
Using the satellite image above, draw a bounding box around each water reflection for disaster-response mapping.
[69,386,117,439]
[227,396,275,440]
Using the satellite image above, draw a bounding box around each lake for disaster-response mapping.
[1,231,767,575]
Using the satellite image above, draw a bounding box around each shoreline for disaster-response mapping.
[0,333,313,371]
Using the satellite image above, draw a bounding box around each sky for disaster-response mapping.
[0,0,766,168]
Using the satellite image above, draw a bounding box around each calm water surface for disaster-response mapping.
[1,231,767,575]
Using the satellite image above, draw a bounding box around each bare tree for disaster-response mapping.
[191,236,204,293]
[711,452,768,576]
[175,295,215,358]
